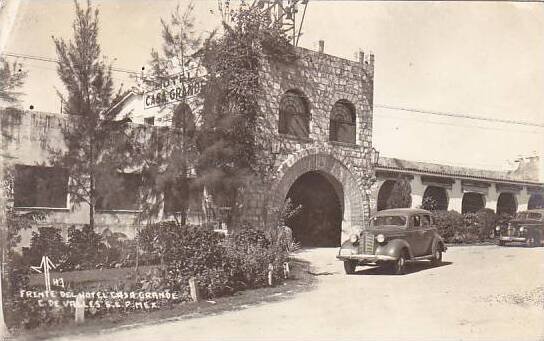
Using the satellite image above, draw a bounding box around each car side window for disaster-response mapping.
[421,215,430,227]
[411,215,421,228]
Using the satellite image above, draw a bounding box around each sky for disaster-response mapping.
[2,0,543,171]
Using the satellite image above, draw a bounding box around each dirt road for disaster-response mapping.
[55,245,544,341]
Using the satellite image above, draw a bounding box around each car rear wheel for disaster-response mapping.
[344,260,356,274]
[527,232,541,248]
[391,252,407,275]
[534,233,542,247]
[430,248,442,266]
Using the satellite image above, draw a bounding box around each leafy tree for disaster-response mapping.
[50,1,131,229]
[386,176,412,209]
[0,56,31,333]
[197,3,297,226]
[133,3,203,226]
[0,57,27,105]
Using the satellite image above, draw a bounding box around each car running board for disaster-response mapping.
[411,255,434,261]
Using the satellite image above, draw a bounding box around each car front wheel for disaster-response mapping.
[391,253,407,275]
[344,260,356,274]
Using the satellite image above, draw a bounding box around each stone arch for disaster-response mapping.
[286,171,343,246]
[377,180,395,211]
[423,186,449,211]
[462,192,485,214]
[528,193,544,210]
[268,148,365,244]
[497,192,517,216]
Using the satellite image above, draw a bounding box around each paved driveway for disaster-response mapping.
[56,245,544,341]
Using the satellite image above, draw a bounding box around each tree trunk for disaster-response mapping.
[89,137,95,230]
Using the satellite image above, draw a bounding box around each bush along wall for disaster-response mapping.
[433,208,511,243]
[139,222,290,299]
[6,221,291,331]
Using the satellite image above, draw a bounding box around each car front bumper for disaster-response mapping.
[499,236,527,242]
[336,253,397,262]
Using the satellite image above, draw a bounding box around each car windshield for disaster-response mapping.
[515,212,542,220]
[371,215,407,227]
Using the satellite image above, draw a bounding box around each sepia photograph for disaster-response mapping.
[0,0,543,340]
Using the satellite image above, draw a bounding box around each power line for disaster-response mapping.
[4,51,544,129]
[2,52,141,75]
[376,112,544,135]
[375,104,544,128]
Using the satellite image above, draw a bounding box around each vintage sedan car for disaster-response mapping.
[337,208,447,275]
[497,209,544,247]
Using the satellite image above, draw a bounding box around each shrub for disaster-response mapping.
[61,225,108,271]
[462,213,480,243]
[4,295,73,330]
[475,208,497,240]
[432,210,465,243]
[138,222,289,299]
[25,226,67,268]
[101,229,138,268]
[225,226,289,290]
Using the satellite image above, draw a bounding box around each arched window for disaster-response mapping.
[172,103,194,130]
[462,192,485,214]
[329,100,356,144]
[422,186,449,211]
[528,194,544,210]
[279,90,310,138]
[497,193,517,216]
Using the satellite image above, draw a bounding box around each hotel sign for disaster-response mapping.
[144,71,206,109]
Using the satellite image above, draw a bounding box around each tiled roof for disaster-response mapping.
[377,157,543,185]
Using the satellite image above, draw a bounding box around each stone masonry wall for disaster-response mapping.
[242,47,377,239]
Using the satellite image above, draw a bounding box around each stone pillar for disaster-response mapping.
[517,186,530,212]
[369,179,385,216]
[448,179,463,212]
[410,175,425,208]
[485,183,499,212]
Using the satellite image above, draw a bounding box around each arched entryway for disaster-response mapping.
[462,192,485,214]
[377,180,395,211]
[528,194,544,210]
[268,151,365,245]
[422,186,448,211]
[285,171,343,246]
[497,192,517,215]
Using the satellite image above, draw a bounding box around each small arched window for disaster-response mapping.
[172,103,194,129]
[279,90,310,138]
[329,100,356,144]
[172,103,195,137]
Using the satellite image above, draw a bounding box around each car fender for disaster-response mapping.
[376,239,413,259]
[338,239,357,255]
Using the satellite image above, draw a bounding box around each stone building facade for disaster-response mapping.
[241,47,377,246]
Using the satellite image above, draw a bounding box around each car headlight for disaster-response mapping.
[349,234,359,243]
[376,234,385,243]
[495,226,501,231]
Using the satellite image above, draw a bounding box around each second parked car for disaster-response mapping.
[497,209,544,247]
